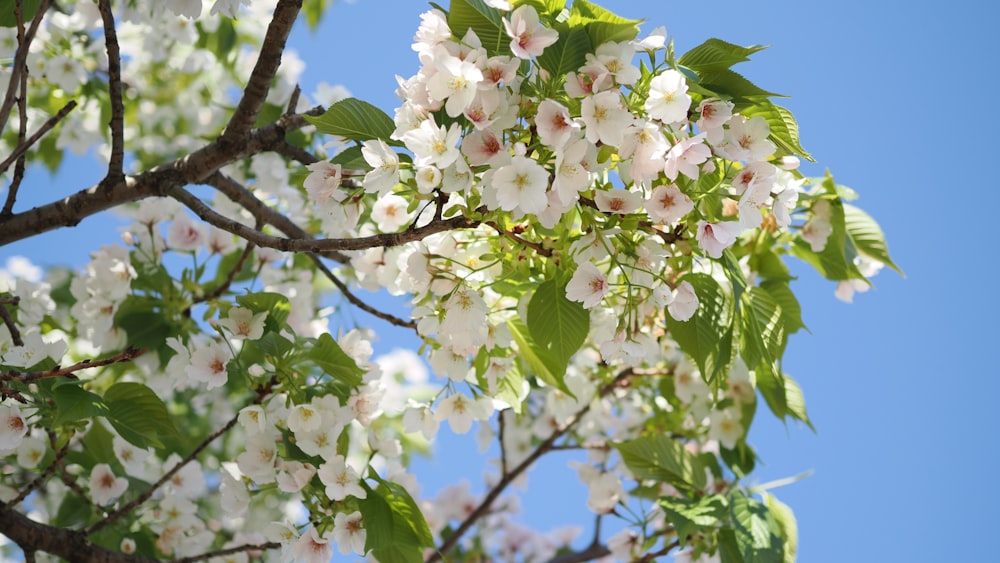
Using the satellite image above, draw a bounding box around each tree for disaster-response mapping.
[0,0,899,561]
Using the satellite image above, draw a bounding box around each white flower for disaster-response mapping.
[113,435,152,478]
[696,220,743,259]
[402,117,462,169]
[646,184,694,225]
[581,90,633,146]
[585,471,624,513]
[371,193,413,232]
[332,511,367,556]
[708,408,743,449]
[317,455,367,501]
[802,199,834,252]
[440,286,489,356]
[287,403,323,435]
[237,405,269,435]
[403,401,440,441]
[427,51,484,117]
[664,134,712,181]
[167,214,207,252]
[361,139,400,197]
[303,161,346,205]
[211,0,250,17]
[668,280,699,322]
[536,99,580,149]
[503,5,558,59]
[646,69,691,124]
[595,189,642,215]
[276,460,317,493]
[717,115,775,162]
[16,435,45,468]
[0,403,29,450]
[607,529,640,561]
[412,9,452,54]
[490,155,549,215]
[217,307,267,340]
[292,527,333,563]
[435,393,490,434]
[236,432,278,484]
[89,463,128,505]
[185,340,232,389]
[566,262,609,309]
[219,467,249,516]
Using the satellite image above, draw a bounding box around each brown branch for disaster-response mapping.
[170,542,281,563]
[97,0,125,182]
[271,138,320,165]
[427,368,636,562]
[547,515,609,563]
[498,409,509,476]
[636,540,680,562]
[486,220,552,257]
[3,43,29,217]
[0,0,51,133]
[169,184,482,254]
[218,0,302,148]
[309,254,418,330]
[0,100,78,179]
[85,378,276,536]
[0,108,322,247]
[1,347,145,384]
[0,295,23,346]
[189,236,258,309]
[284,84,301,116]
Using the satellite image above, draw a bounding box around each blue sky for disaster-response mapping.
[3,0,998,561]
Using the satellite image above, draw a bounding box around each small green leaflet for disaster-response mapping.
[615,434,707,492]
[526,278,589,374]
[103,382,179,450]
[359,479,434,563]
[844,203,903,275]
[448,0,509,57]
[664,273,732,383]
[567,0,642,48]
[508,317,572,394]
[729,491,785,563]
[742,102,814,162]
[304,98,398,145]
[679,38,767,72]
[659,494,729,546]
[309,333,365,387]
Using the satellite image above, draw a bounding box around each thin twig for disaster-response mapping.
[189,234,258,309]
[0,100,78,179]
[97,0,125,182]
[308,254,418,330]
[427,369,636,562]
[0,296,23,346]
[1,347,144,384]
[8,437,71,507]
[285,84,301,116]
[636,540,680,562]
[486,221,552,257]
[0,0,51,133]
[271,138,320,165]
[498,409,509,476]
[170,542,282,563]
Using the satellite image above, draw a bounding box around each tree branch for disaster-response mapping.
[308,254,418,330]
[0,100,77,179]
[97,0,125,182]
[1,347,145,384]
[0,295,23,346]
[0,0,51,134]
[170,542,281,563]
[427,368,635,562]
[0,109,321,247]
[218,0,302,148]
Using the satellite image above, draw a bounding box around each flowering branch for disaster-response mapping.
[0,296,22,347]
[1,347,145,384]
[428,368,635,562]
[170,542,281,563]
[309,254,419,330]
[97,0,125,183]
[190,235,258,308]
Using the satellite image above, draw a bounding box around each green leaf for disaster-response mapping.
[302,0,332,30]
[763,493,798,563]
[664,273,732,382]
[449,0,509,57]
[236,292,291,328]
[659,494,728,546]
[79,420,117,466]
[783,374,814,431]
[696,68,783,100]
[51,494,93,529]
[755,362,786,421]
[730,491,784,563]
[507,317,571,394]
[360,480,433,559]
[527,279,589,371]
[844,203,903,275]
[309,333,364,387]
[679,38,767,72]
[759,280,805,341]
[304,98,397,144]
[740,287,784,371]
[720,441,756,479]
[790,181,864,281]
[52,383,109,426]
[331,145,372,171]
[536,24,592,80]
[0,0,41,27]
[103,382,179,450]
[568,0,642,47]
[615,434,707,492]
[115,301,173,352]
[742,101,814,162]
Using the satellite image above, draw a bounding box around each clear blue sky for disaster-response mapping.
[3,1,998,561]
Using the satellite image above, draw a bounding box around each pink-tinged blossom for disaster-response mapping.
[835,257,883,303]
[89,463,128,505]
[595,189,642,215]
[668,280,700,322]
[646,69,691,124]
[292,527,333,563]
[503,5,558,59]
[412,9,451,54]
[480,55,520,88]
[587,41,640,85]
[696,98,734,131]
[402,117,462,169]
[461,128,507,166]
[361,139,400,197]
[619,120,669,186]
[696,220,743,259]
[427,51,484,117]
[166,214,207,252]
[277,460,317,493]
[607,529,641,561]
[565,262,609,309]
[552,139,592,205]
[536,99,580,149]
[372,193,414,232]
[646,184,694,225]
[581,90,633,146]
[664,133,712,181]
[490,155,549,215]
[217,306,267,340]
[717,115,776,162]
[332,511,367,556]
[185,340,232,389]
[0,403,29,450]
[317,455,367,501]
[303,161,346,205]
[565,66,614,97]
